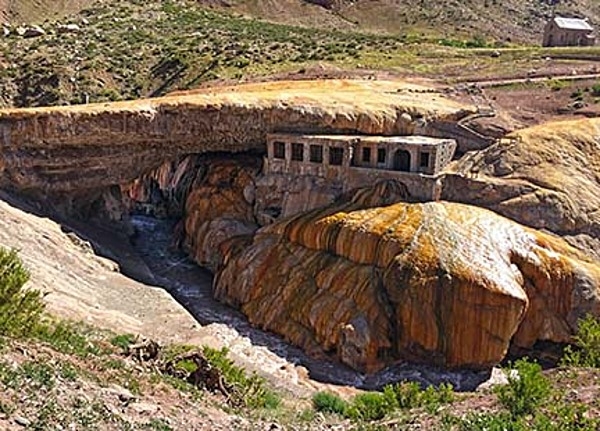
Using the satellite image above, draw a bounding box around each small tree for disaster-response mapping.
[0,248,44,337]
[495,358,551,418]
[562,314,600,368]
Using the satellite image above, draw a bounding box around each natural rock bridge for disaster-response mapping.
[0,80,473,195]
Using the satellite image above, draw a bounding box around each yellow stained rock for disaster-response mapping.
[215,192,600,373]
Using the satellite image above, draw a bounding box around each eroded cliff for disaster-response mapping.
[213,182,600,373]
[444,118,600,260]
[0,79,472,196]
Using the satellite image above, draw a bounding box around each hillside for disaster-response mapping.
[2,0,600,110]
[0,0,93,24]
[233,0,600,44]
[3,0,600,43]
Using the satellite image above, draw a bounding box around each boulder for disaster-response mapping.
[57,23,81,34]
[214,182,600,372]
[22,25,45,38]
[443,118,600,260]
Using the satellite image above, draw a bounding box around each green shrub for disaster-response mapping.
[32,320,104,357]
[345,392,393,421]
[458,412,525,431]
[314,382,454,422]
[495,358,551,418]
[591,83,600,97]
[534,403,600,430]
[388,381,454,410]
[0,248,44,338]
[390,381,421,408]
[548,79,567,92]
[312,391,348,415]
[110,333,136,352]
[561,314,600,368]
[203,346,280,409]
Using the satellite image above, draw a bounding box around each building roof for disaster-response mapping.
[267,133,455,147]
[553,17,594,31]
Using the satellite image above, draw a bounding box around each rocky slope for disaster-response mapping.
[5,0,598,43]
[211,181,600,373]
[443,118,600,260]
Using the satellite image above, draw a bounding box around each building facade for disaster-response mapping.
[543,16,596,47]
[263,133,456,199]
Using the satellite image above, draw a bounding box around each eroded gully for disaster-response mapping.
[127,214,499,393]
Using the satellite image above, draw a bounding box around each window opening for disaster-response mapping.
[310,145,323,163]
[273,141,286,159]
[291,143,304,161]
[329,147,344,166]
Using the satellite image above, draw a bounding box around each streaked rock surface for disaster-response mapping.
[444,118,600,260]
[214,182,600,372]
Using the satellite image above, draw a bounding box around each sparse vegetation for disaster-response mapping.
[0,248,44,338]
[562,314,600,368]
[313,381,455,422]
[2,251,597,430]
[495,359,551,418]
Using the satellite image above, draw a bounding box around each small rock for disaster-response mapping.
[57,24,81,34]
[490,50,501,58]
[130,402,159,415]
[2,26,9,37]
[14,416,31,427]
[23,25,45,38]
[105,385,137,403]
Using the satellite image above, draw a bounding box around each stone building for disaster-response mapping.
[543,16,596,47]
[263,133,456,199]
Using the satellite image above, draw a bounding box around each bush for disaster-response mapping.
[591,83,600,97]
[203,346,280,409]
[0,248,44,338]
[495,358,551,418]
[314,382,454,422]
[458,412,525,431]
[345,392,394,421]
[534,403,600,430]
[312,392,348,415]
[389,381,454,410]
[32,320,105,357]
[561,314,600,368]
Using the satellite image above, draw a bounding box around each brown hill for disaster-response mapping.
[0,0,93,24]
[3,0,600,43]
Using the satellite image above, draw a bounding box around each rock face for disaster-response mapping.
[443,118,600,260]
[0,79,472,196]
[213,182,600,372]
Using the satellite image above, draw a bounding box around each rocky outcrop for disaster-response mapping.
[0,79,473,196]
[443,118,600,260]
[214,182,600,373]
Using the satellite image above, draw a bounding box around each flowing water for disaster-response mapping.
[129,214,498,392]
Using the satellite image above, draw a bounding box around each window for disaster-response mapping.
[291,143,304,161]
[310,145,323,163]
[329,147,344,166]
[273,141,286,160]
[419,152,430,168]
[362,147,371,163]
[377,148,387,164]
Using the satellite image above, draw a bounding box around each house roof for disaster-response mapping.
[553,17,594,31]
[267,133,456,147]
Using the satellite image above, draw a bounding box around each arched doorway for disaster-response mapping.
[393,149,411,172]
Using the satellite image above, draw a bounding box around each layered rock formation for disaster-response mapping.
[213,182,600,372]
[0,79,472,195]
[444,118,600,260]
